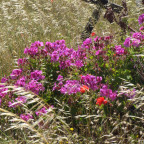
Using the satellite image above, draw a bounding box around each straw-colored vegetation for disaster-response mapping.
[0,82,144,143]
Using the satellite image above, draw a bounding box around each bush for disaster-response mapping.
[0,13,144,144]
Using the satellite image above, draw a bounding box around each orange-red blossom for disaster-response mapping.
[80,85,89,94]
[91,32,96,37]
[96,97,107,106]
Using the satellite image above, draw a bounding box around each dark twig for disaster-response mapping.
[81,0,137,41]
[113,0,136,33]
[81,0,108,5]
[81,7,102,41]
[81,0,123,41]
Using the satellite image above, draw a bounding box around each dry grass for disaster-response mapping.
[0,80,143,144]
[0,0,143,77]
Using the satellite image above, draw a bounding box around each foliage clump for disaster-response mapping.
[0,12,144,144]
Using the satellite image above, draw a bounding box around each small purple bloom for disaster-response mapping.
[26,80,45,94]
[139,26,144,31]
[33,41,44,47]
[104,36,111,41]
[96,76,102,83]
[100,85,117,101]
[10,69,22,79]
[115,45,125,55]
[115,45,122,49]
[124,37,131,47]
[59,61,66,69]
[15,96,27,104]
[20,114,33,121]
[35,107,47,116]
[82,38,92,49]
[57,75,63,81]
[15,76,26,87]
[75,60,84,68]
[36,106,53,116]
[131,39,141,47]
[0,85,8,98]
[30,70,45,81]
[8,96,27,108]
[18,58,27,66]
[65,60,72,67]
[52,82,57,91]
[132,32,142,40]
[1,77,8,83]
[24,47,29,54]
[50,51,59,62]
[116,48,125,55]
[41,49,48,56]
[95,50,102,55]
[94,36,99,42]
[80,74,101,91]
[60,80,81,95]
[138,13,144,24]
[24,46,39,56]
[45,42,54,52]
[53,81,63,91]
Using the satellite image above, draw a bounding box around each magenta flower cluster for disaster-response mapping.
[0,84,8,98]
[140,26,144,31]
[53,74,117,100]
[124,13,144,48]
[48,40,87,69]
[0,67,45,109]
[20,113,33,121]
[124,32,144,48]
[14,70,45,95]
[23,36,113,70]
[124,33,143,47]
[100,85,117,101]
[35,106,53,116]
[8,96,27,108]
[60,80,81,95]
[115,45,125,55]
[10,69,22,80]
[80,74,102,91]
[0,78,8,106]
[24,41,44,56]
[30,70,45,81]
[18,58,27,66]
[53,77,81,95]
[26,80,45,94]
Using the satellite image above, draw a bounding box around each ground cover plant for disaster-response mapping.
[0,0,144,144]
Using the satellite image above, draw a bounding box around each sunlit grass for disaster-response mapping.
[0,0,143,76]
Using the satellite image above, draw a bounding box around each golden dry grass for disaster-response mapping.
[0,0,143,77]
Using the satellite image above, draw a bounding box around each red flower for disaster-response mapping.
[91,32,96,37]
[113,53,116,57]
[96,97,107,106]
[80,85,89,94]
